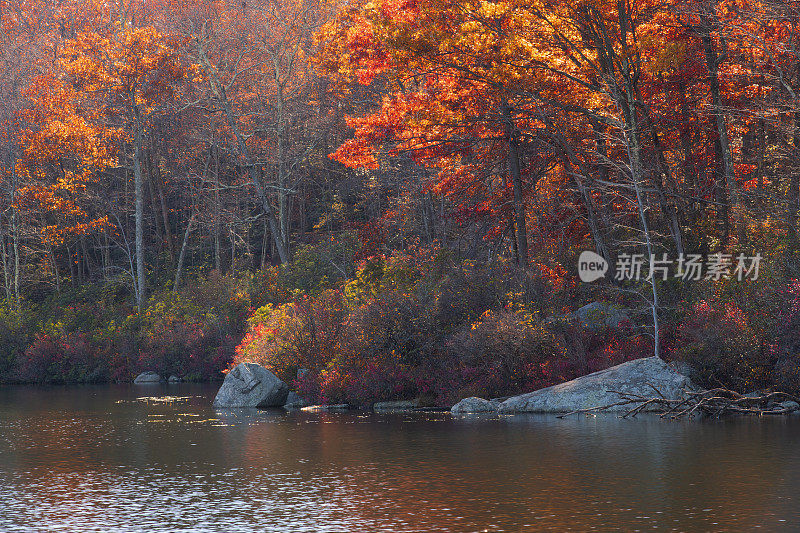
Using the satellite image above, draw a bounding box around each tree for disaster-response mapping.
[57,22,185,306]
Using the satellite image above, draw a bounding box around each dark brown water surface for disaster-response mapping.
[1,384,800,532]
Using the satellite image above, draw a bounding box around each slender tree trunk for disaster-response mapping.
[639,105,685,255]
[276,84,290,254]
[701,32,736,246]
[133,107,146,309]
[67,245,75,289]
[11,166,19,309]
[50,245,60,293]
[194,41,289,263]
[152,157,175,265]
[174,212,196,290]
[619,81,660,357]
[790,113,800,247]
[502,101,528,268]
[625,117,660,359]
[216,83,288,263]
[214,144,221,272]
[102,228,111,281]
[146,149,164,267]
[261,219,269,270]
[229,226,236,276]
[1,228,9,302]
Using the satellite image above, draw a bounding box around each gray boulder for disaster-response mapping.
[668,360,697,381]
[573,302,630,330]
[451,397,497,414]
[167,375,182,383]
[283,391,309,409]
[213,363,289,408]
[499,356,696,414]
[134,371,162,384]
[373,400,419,412]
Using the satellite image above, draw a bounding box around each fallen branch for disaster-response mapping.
[556,385,800,419]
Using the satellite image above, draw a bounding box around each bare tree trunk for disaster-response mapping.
[50,245,61,293]
[261,219,269,270]
[229,226,236,276]
[502,101,529,268]
[133,107,146,309]
[276,83,290,254]
[194,41,289,264]
[701,32,737,246]
[102,228,111,281]
[146,149,164,267]
[219,88,288,263]
[214,143,221,271]
[174,212,196,290]
[789,113,800,247]
[150,147,175,265]
[1,227,9,302]
[11,166,19,309]
[623,101,660,359]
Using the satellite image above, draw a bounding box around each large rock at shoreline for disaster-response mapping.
[499,356,696,414]
[213,363,289,408]
[283,391,309,409]
[451,397,498,414]
[134,372,163,384]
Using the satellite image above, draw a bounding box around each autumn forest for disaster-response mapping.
[2,0,800,403]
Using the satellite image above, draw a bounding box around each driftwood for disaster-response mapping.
[556,387,800,419]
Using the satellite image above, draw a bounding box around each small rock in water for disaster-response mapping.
[779,401,799,412]
[373,400,419,412]
[213,363,289,408]
[168,375,182,383]
[133,372,162,384]
[451,397,497,414]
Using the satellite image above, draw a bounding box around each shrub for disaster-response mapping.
[440,307,566,402]
[671,300,771,391]
[234,290,346,383]
[0,306,30,377]
[15,332,105,384]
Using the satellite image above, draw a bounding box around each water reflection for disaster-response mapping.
[1,384,800,531]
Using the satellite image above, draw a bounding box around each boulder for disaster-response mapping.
[283,391,309,409]
[373,400,419,412]
[451,397,497,414]
[573,302,630,330]
[668,360,697,381]
[499,356,696,414]
[213,363,289,408]
[133,371,162,384]
[167,375,182,383]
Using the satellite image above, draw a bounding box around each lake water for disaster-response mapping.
[1,384,800,532]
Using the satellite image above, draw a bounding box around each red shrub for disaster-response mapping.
[15,333,105,384]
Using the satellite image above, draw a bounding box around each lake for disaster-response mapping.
[1,384,800,531]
